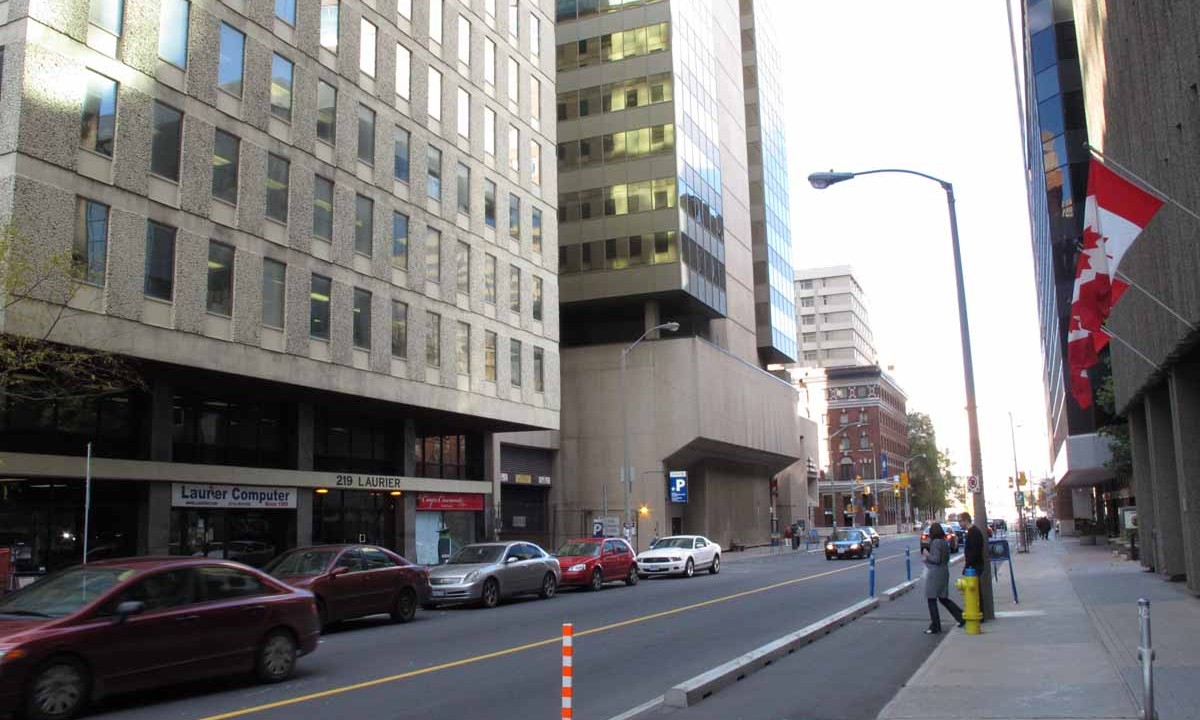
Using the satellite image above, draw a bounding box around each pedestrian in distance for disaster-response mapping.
[922,522,965,634]
[959,511,986,577]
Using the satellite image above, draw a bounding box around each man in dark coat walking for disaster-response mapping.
[959,511,986,577]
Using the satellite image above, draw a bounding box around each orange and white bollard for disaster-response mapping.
[561,622,574,720]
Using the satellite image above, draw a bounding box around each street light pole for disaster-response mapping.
[808,167,993,620]
[621,321,680,543]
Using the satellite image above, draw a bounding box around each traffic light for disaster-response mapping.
[1018,471,1028,487]
[854,475,863,484]
[900,471,909,488]
[1008,477,1014,489]
[893,486,901,497]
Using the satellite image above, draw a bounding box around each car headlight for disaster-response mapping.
[670,556,682,562]
[826,544,835,550]
[463,570,480,583]
[569,563,587,572]
[851,544,861,550]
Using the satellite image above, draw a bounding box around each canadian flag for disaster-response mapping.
[1066,158,1163,409]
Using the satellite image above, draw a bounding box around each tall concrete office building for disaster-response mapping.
[552,0,800,549]
[0,0,558,572]
[793,265,877,368]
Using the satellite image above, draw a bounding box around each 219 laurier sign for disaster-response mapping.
[333,474,407,489]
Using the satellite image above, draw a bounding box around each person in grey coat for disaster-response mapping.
[922,522,965,634]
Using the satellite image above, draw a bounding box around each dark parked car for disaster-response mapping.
[265,545,431,630]
[920,523,960,553]
[555,538,639,590]
[825,529,873,560]
[945,521,967,550]
[0,558,319,720]
[854,526,881,547]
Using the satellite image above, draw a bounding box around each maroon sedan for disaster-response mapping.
[0,557,319,720]
[555,538,639,590]
[264,545,430,630]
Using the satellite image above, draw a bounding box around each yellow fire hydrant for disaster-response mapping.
[956,568,983,635]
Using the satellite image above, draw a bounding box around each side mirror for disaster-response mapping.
[114,600,144,624]
[329,566,350,578]
[505,556,520,564]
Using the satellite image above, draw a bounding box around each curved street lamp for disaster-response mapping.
[808,167,992,619]
[620,322,680,543]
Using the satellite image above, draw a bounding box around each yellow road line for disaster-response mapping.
[194,552,904,720]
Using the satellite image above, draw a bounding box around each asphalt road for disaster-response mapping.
[86,537,928,720]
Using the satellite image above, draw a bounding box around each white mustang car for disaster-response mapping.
[636,535,721,578]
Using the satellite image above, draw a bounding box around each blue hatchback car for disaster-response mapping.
[825,529,873,560]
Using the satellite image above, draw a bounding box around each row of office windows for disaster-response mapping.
[555,22,669,71]
[557,177,678,223]
[556,123,675,172]
[74,197,545,325]
[557,231,678,274]
[554,0,666,22]
[556,73,673,120]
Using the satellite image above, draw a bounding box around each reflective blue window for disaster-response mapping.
[218,23,245,96]
[90,0,124,35]
[158,0,190,67]
[275,0,296,25]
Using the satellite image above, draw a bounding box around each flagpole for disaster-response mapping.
[82,442,92,565]
[1087,146,1200,224]
[1100,325,1162,372]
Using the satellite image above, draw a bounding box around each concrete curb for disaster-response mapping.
[662,596,880,708]
[882,578,919,600]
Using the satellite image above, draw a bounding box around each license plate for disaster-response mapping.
[432,590,447,597]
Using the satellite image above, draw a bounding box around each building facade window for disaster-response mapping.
[320,0,338,52]
[80,70,117,157]
[428,0,443,43]
[457,87,470,138]
[456,240,470,293]
[74,199,109,286]
[484,178,497,227]
[509,265,520,313]
[508,124,519,172]
[354,194,374,256]
[427,67,442,120]
[265,154,289,222]
[532,275,543,320]
[484,38,496,85]
[456,321,470,375]
[313,176,333,240]
[457,16,471,66]
[393,126,410,181]
[425,227,441,282]
[144,221,176,300]
[484,253,497,303]
[158,0,189,67]
[508,194,520,239]
[392,212,409,269]
[426,145,442,200]
[206,241,234,316]
[357,104,375,164]
[507,0,518,42]
[359,18,376,76]
[529,140,540,186]
[270,54,293,122]
[217,23,244,96]
[150,101,182,180]
[484,106,496,155]
[510,338,521,387]
[274,0,295,25]
[507,57,518,104]
[531,207,542,254]
[317,81,336,143]
[211,129,239,204]
[484,330,497,381]
[529,14,540,57]
[90,0,124,35]
[426,311,441,367]
[310,274,331,339]
[261,259,285,328]
[533,346,544,392]
[395,43,411,100]
[456,163,470,214]
[352,288,371,348]
[530,76,541,125]
[391,300,407,357]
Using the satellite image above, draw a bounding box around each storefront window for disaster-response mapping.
[0,392,140,459]
[313,409,398,473]
[172,395,288,468]
[415,433,479,479]
[169,507,295,568]
[0,478,139,575]
[313,489,399,549]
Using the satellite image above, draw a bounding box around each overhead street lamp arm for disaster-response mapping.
[808,168,952,192]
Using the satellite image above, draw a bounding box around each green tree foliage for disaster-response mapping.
[906,411,958,514]
[1095,355,1131,482]
[1,224,143,402]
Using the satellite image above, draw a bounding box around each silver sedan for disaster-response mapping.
[424,541,561,609]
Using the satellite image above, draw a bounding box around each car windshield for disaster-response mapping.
[948,522,963,530]
[651,537,695,549]
[831,530,863,541]
[447,545,505,564]
[264,549,337,577]
[556,542,601,557]
[0,566,133,618]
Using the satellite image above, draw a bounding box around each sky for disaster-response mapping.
[776,0,1049,517]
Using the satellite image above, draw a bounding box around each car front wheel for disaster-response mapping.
[481,578,500,608]
[683,558,695,578]
[590,568,604,591]
[256,629,298,683]
[709,555,720,574]
[26,657,89,720]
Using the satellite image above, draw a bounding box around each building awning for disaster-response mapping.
[1052,433,1115,488]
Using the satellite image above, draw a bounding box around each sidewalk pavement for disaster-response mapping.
[878,537,1199,720]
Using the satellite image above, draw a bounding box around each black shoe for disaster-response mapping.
[957,619,966,628]
[924,628,940,634]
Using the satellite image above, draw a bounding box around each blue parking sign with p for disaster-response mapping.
[669,471,688,503]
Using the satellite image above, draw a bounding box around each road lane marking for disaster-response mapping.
[192,552,908,720]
